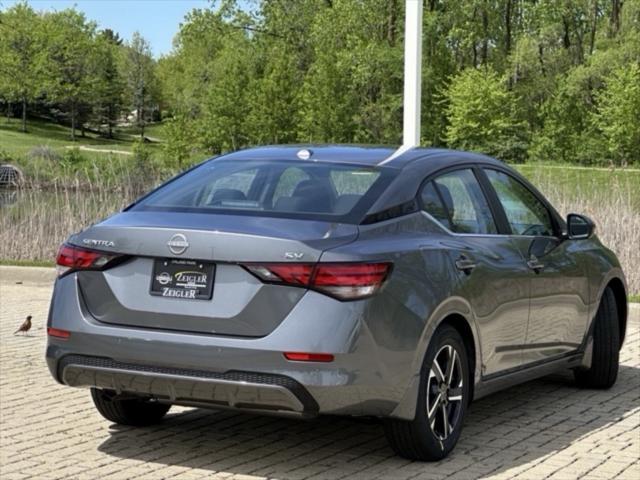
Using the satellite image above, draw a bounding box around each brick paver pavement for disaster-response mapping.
[0,269,638,480]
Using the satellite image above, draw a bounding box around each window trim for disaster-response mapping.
[477,166,563,238]
[417,165,502,236]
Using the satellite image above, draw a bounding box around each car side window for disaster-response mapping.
[485,169,554,236]
[421,169,497,234]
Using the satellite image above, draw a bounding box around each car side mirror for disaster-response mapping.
[567,213,595,240]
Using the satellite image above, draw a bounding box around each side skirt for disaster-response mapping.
[473,352,584,400]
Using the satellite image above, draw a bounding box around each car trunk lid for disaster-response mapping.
[71,211,358,336]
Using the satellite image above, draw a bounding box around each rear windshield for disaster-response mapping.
[131,159,396,223]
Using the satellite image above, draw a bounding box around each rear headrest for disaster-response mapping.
[274,196,303,212]
[209,188,247,205]
[291,179,333,213]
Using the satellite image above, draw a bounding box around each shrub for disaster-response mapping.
[444,67,528,163]
[27,145,61,163]
[0,149,14,164]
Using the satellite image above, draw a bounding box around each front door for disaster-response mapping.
[482,168,590,365]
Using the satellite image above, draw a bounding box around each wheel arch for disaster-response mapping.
[605,277,627,348]
[389,298,481,420]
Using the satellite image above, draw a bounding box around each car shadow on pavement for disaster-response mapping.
[98,365,640,479]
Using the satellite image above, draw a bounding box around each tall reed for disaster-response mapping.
[1,164,638,295]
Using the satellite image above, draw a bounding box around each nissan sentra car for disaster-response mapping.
[46,146,628,460]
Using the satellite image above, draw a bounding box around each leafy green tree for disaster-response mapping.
[198,30,253,153]
[163,114,198,168]
[123,32,157,139]
[0,2,42,132]
[444,67,527,162]
[40,9,98,140]
[594,63,640,165]
[93,31,124,138]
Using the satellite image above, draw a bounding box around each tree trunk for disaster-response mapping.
[610,0,621,36]
[589,0,598,55]
[562,17,571,49]
[481,6,489,64]
[108,104,113,139]
[21,97,27,133]
[538,43,546,76]
[6,102,10,123]
[139,104,145,140]
[387,0,398,46]
[71,103,76,141]
[505,0,513,55]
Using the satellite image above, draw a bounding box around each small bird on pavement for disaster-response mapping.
[14,315,32,335]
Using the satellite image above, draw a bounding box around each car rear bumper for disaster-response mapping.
[46,274,422,420]
[50,350,318,417]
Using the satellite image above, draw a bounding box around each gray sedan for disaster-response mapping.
[46,146,628,460]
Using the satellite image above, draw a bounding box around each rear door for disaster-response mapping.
[420,167,531,376]
[481,168,590,364]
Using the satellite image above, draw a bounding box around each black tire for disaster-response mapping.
[384,324,470,461]
[90,388,170,426]
[574,287,620,389]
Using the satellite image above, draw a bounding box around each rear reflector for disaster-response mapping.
[47,327,70,339]
[243,262,392,300]
[55,243,122,277]
[284,352,334,362]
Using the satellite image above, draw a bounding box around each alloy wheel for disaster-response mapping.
[426,344,464,441]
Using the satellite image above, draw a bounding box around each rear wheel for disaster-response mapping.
[91,388,170,426]
[384,325,470,461]
[574,287,620,389]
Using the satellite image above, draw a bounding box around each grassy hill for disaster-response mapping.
[0,118,166,158]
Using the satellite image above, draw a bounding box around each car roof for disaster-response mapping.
[216,144,506,172]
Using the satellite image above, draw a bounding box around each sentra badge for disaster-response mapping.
[82,238,115,248]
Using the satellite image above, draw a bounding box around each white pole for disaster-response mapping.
[402,0,423,147]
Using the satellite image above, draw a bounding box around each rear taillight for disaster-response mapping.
[47,327,70,339]
[243,262,391,300]
[284,352,334,362]
[55,243,122,277]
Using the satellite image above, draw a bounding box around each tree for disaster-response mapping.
[93,31,124,138]
[594,63,640,165]
[444,67,527,162]
[0,2,42,132]
[40,9,98,140]
[123,32,156,139]
[163,114,198,168]
[198,30,253,152]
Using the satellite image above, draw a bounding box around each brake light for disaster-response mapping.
[243,262,391,300]
[47,327,70,339]
[55,243,121,277]
[284,352,334,362]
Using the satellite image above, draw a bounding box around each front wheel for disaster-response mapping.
[574,287,620,389]
[91,388,171,426]
[384,324,470,461]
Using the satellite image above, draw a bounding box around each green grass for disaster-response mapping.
[0,259,55,268]
[630,295,640,303]
[0,117,165,158]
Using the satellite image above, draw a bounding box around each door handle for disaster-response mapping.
[527,256,544,273]
[455,255,477,275]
